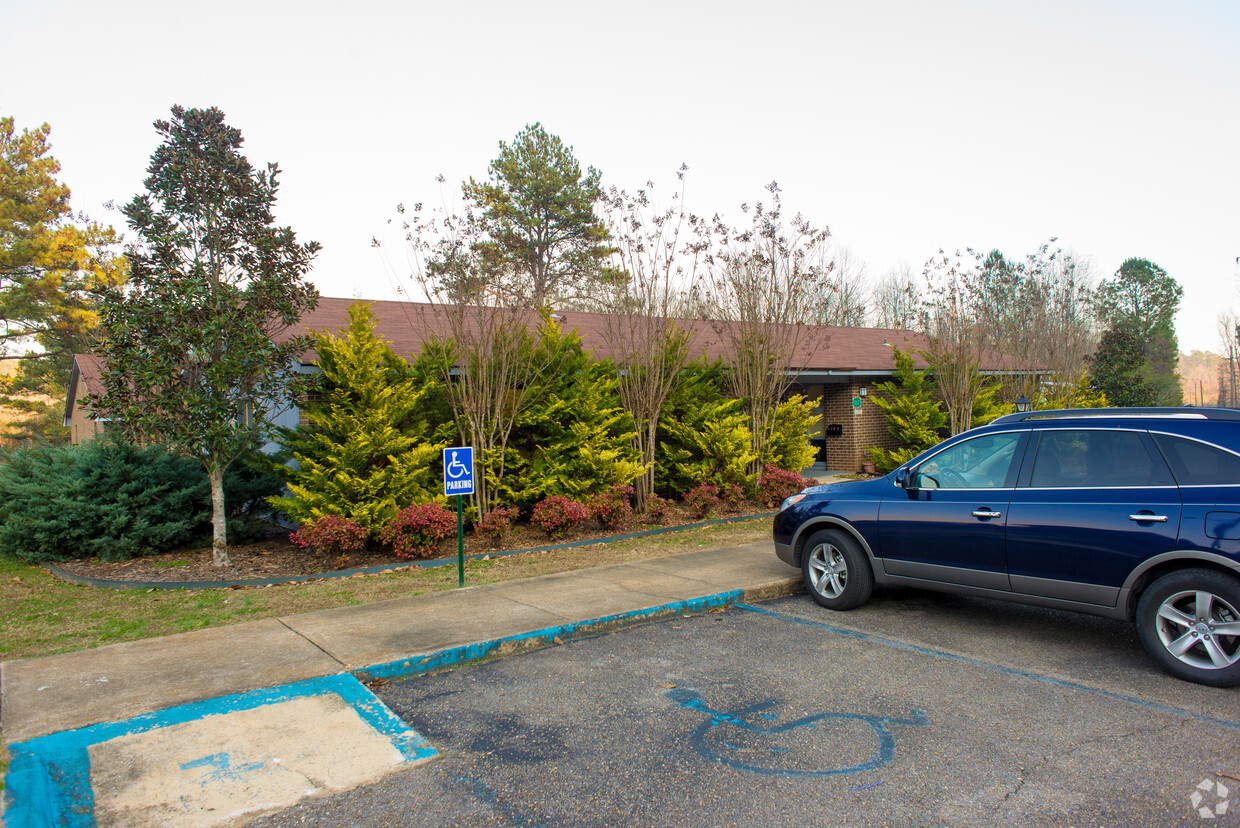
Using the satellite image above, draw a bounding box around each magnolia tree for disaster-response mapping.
[90,106,319,566]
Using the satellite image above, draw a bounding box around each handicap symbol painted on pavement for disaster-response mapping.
[666,688,927,778]
[179,752,266,786]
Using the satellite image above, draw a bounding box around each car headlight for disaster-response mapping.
[779,493,806,512]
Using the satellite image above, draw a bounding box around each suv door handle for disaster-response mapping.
[972,510,1002,519]
[1129,514,1169,523]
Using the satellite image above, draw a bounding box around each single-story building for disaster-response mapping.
[65,297,1025,472]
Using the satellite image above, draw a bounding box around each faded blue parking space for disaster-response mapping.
[3,675,436,828]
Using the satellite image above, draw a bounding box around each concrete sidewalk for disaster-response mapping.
[1,540,801,745]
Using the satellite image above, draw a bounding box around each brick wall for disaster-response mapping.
[818,380,900,471]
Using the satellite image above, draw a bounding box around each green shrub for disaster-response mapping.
[0,438,280,563]
[759,395,821,473]
[498,339,644,506]
[867,348,948,473]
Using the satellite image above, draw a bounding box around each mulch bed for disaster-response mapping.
[52,500,774,584]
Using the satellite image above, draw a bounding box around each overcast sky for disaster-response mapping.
[5,0,1237,353]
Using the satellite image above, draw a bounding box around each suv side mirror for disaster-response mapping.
[895,466,910,488]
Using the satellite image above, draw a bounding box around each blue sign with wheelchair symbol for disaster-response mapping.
[443,447,474,496]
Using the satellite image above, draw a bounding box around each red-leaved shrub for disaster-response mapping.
[477,505,519,548]
[590,485,634,531]
[290,515,368,556]
[684,483,723,519]
[379,502,456,559]
[643,493,672,524]
[756,464,818,508]
[531,495,590,540]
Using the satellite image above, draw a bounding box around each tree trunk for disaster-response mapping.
[208,462,230,567]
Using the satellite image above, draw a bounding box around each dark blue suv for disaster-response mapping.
[773,407,1240,686]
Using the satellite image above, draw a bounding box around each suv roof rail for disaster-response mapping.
[990,406,1240,425]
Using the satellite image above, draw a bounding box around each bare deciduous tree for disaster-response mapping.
[593,169,710,510]
[919,248,993,435]
[388,194,570,517]
[1218,311,1240,407]
[920,239,1099,433]
[807,245,869,326]
[871,263,921,330]
[704,182,832,473]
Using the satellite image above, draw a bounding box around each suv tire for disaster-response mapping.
[801,528,873,611]
[1136,568,1240,687]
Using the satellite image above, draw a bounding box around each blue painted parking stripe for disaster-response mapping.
[2,674,436,828]
[737,603,1240,732]
[355,590,746,682]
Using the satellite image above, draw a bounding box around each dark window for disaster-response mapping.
[1153,434,1240,486]
[1030,430,1173,488]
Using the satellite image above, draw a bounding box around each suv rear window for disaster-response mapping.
[1153,434,1240,486]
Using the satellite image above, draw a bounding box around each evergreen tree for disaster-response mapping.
[971,382,1013,427]
[462,123,611,306]
[270,303,444,537]
[759,394,821,472]
[1091,258,1183,406]
[494,323,642,504]
[1088,327,1157,407]
[867,348,948,472]
[0,116,126,442]
[656,359,757,496]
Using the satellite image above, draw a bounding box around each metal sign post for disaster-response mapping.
[443,447,475,587]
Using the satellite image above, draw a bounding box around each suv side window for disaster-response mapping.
[1152,434,1240,486]
[914,432,1022,489]
[1029,429,1174,488]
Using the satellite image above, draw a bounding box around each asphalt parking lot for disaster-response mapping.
[253,589,1240,827]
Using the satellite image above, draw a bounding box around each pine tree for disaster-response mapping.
[270,303,444,537]
[867,348,948,472]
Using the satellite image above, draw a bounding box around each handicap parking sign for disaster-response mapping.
[443,447,474,496]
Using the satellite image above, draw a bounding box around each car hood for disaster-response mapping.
[801,475,891,499]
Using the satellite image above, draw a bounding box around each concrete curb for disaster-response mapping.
[353,576,803,684]
[43,512,776,591]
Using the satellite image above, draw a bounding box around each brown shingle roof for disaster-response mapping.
[284,297,996,373]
